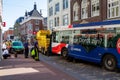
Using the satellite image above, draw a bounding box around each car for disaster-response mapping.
[11,41,24,54]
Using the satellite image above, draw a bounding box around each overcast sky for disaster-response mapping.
[2,0,47,32]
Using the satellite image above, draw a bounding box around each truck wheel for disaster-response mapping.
[41,48,46,55]
[61,48,68,59]
[11,48,14,54]
[46,50,50,56]
[102,55,117,71]
[14,52,17,58]
[20,50,24,54]
[41,48,44,54]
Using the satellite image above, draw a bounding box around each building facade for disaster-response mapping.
[71,0,120,24]
[3,27,14,40]
[47,0,71,30]
[14,17,24,40]
[19,3,45,42]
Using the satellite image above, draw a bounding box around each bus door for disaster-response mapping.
[52,30,71,54]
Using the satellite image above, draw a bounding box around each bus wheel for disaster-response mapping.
[102,55,117,71]
[73,58,78,63]
[61,48,68,59]
[67,56,73,62]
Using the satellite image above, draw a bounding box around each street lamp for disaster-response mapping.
[0,24,2,60]
[0,22,6,60]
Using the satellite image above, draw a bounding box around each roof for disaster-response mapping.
[26,2,42,18]
[28,9,42,17]
[16,17,24,23]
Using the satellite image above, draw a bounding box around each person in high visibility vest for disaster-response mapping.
[32,41,39,61]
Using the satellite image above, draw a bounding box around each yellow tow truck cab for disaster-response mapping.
[36,30,51,54]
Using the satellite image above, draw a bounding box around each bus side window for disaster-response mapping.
[73,36,80,45]
[61,36,69,44]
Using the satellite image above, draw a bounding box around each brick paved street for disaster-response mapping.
[0,54,77,80]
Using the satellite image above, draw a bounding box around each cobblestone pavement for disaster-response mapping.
[39,53,120,80]
[0,54,77,80]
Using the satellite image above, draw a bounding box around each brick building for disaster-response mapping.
[3,27,14,40]
[18,2,46,43]
[70,0,120,24]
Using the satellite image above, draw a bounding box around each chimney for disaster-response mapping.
[34,2,37,10]
[40,9,42,16]
[25,10,28,17]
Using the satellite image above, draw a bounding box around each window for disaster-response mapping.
[49,0,52,3]
[49,20,53,30]
[27,23,32,30]
[63,14,68,25]
[63,0,68,9]
[54,17,59,27]
[55,3,60,14]
[108,0,120,18]
[91,0,100,17]
[81,0,89,19]
[62,36,69,44]
[35,20,39,25]
[35,26,39,31]
[57,17,59,26]
[73,2,79,21]
[49,7,53,16]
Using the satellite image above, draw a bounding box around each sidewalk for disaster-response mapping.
[0,54,77,80]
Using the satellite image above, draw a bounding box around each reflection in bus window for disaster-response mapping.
[73,34,105,47]
[73,35,81,44]
[61,36,69,44]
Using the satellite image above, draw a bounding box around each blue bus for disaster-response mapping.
[52,20,120,71]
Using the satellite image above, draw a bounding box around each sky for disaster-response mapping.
[2,0,47,32]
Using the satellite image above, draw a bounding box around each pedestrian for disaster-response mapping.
[2,41,10,59]
[2,41,7,51]
[2,47,10,59]
[7,40,12,53]
[30,41,40,61]
[23,40,29,58]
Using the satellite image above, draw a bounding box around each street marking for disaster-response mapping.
[0,67,39,76]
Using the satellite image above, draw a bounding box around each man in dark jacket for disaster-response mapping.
[24,40,29,58]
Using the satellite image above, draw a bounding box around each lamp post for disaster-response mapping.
[0,25,2,61]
